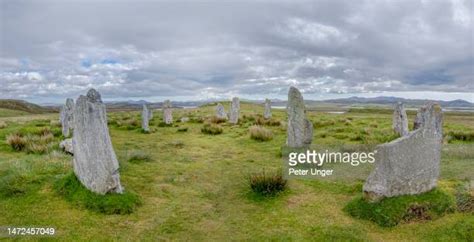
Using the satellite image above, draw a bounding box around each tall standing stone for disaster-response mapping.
[264,98,272,119]
[60,98,75,137]
[216,103,227,119]
[142,104,151,132]
[392,102,409,136]
[72,89,123,194]
[363,102,443,201]
[414,102,443,139]
[163,100,173,124]
[286,87,313,148]
[229,97,240,124]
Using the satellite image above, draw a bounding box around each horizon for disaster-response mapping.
[1,1,473,104]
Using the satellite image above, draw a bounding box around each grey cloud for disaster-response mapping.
[0,0,472,103]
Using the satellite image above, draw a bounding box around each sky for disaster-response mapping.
[0,0,473,104]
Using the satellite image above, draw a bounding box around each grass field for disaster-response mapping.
[0,103,473,241]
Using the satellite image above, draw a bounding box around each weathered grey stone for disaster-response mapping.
[72,89,123,194]
[141,104,151,132]
[264,98,272,119]
[414,102,443,140]
[59,138,73,155]
[229,97,240,124]
[215,103,227,119]
[163,100,173,124]
[363,102,443,201]
[180,117,189,123]
[392,102,409,136]
[60,98,74,137]
[286,87,313,148]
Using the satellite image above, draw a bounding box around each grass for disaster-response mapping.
[126,150,153,163]
[0,104,472,240]
[249,125,273,141]
[54,172,141,214]
[249,169,287,196]
[344,189,456,227]
[201,123,223,135]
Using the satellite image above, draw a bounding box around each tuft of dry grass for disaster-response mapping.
[201,123,223,135]
[249,125,273,141]
[6,133,27,151]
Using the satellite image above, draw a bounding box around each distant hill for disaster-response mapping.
[0,99,57,114]
[320,96,474,108]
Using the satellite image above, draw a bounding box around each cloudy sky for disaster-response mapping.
[1,0,473,103]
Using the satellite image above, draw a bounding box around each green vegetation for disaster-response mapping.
[344,189,455,227]
[249,169,287,196]
[201,123,223,135]
[126,150,153,164]
[0,103,472,240]
[0,99,55,114]
[249,125,273,141]
[54,172,141,214]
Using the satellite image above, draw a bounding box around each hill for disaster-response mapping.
[0,99,57,114]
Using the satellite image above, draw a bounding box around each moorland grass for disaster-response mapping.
[249,169,287,196]
[344,188,455,227]
[0,105,473,240]
[126,150,153,164]
[249,125,273,141]
[201,123,223,135]
[54,172,141,215]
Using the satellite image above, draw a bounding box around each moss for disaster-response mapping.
[54,173,141,215]
[344,189,455,227]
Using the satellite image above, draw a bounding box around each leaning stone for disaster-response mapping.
[392,102,409,136]
[60,98,74,137]
[363,102,443,201]
[286,86,313,148]
[163,100,173,124]
[59,138,73,155]
[72,89,123,194]
[229,97,240,124]
[215,103,227,119]
[264,98,272,119]
[141,104,150,132]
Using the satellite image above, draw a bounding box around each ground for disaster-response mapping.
[0,103,472,241]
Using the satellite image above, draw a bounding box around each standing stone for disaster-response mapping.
[229,97,240,124]
[60,98,74,137]
[163,100,173,124]
[363,102,443,201]
[286,87,313,148]
[413,102,443,139]
[264,98,272,119]
[72,89,123,194]
[215,103,227,119]
[392,102,409,136]
[142,104,151,132]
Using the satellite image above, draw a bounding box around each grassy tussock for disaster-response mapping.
[54,173,141,214]
[0,121,7,129]
[254,116,281,126]
[201,123,223,135]
[249,125,273,141]
[208,116,227,124]
[6,131,56,154]
[344,189,455,227]
[127,150,153,163]
[249,170,287,196]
